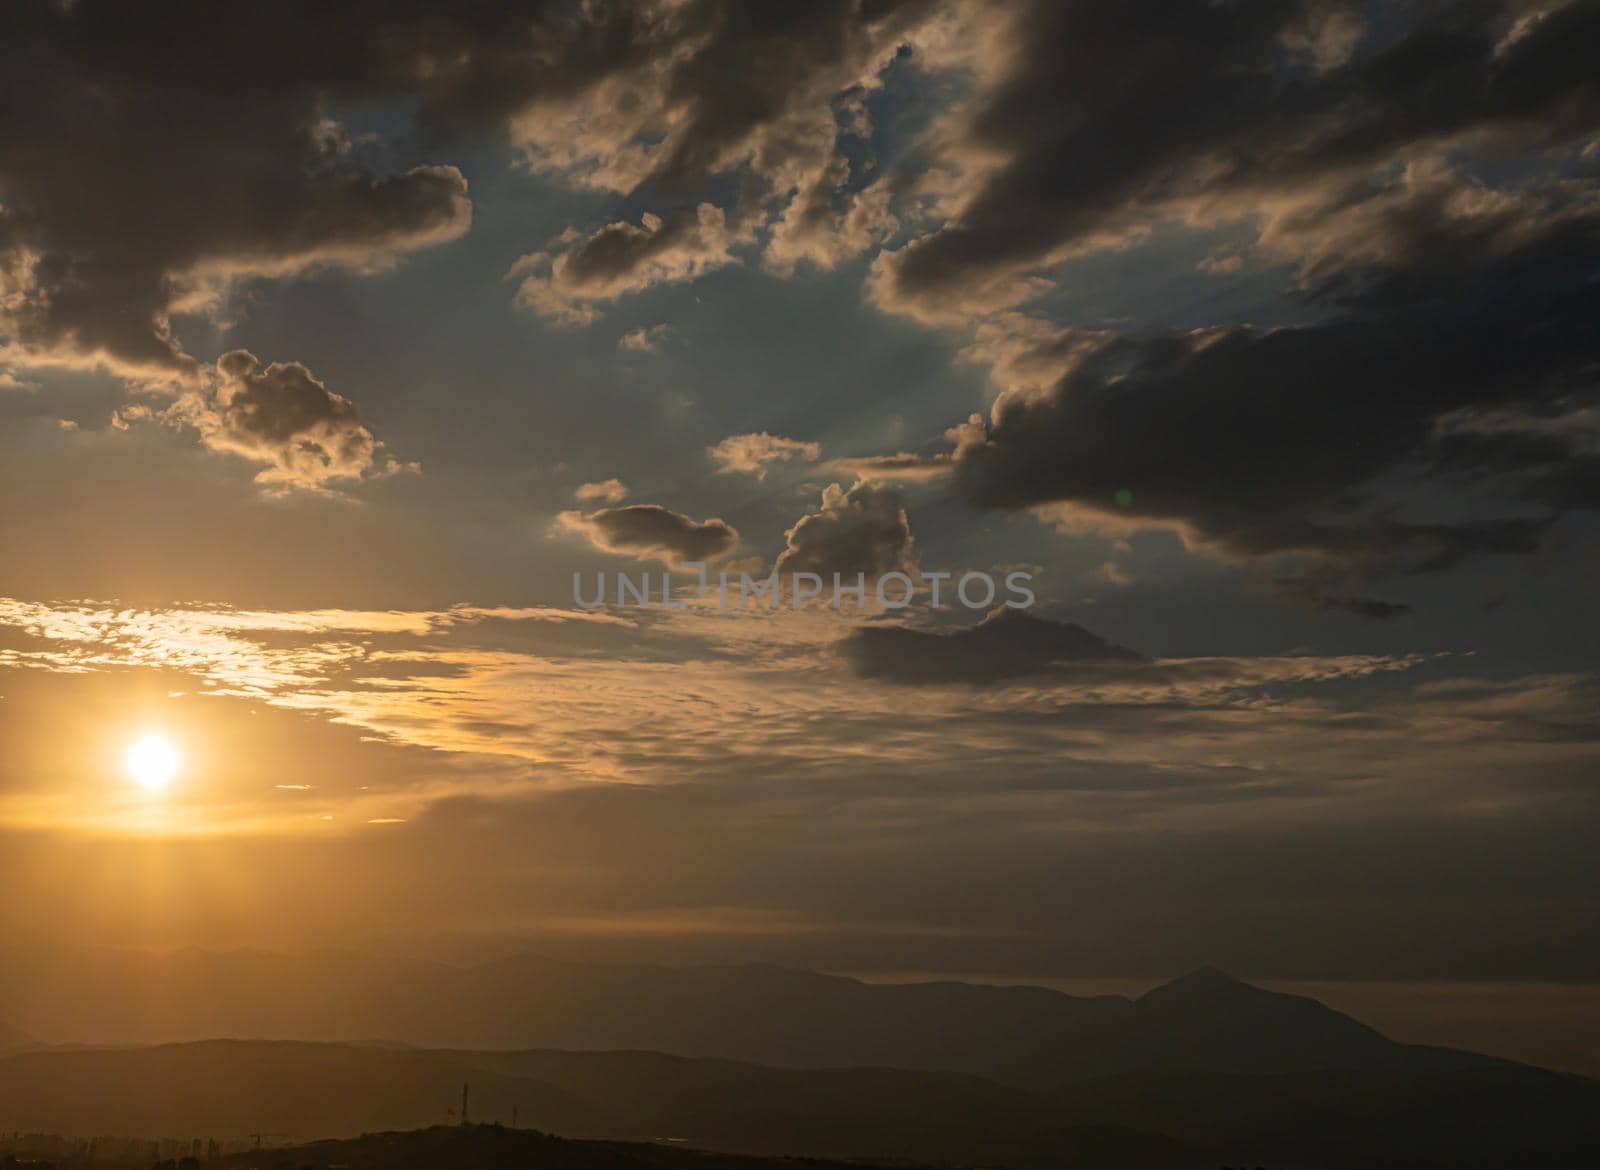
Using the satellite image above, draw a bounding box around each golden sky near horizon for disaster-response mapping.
[1,0,1598,1022]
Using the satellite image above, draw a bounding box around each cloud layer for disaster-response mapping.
[3,0,1600,994]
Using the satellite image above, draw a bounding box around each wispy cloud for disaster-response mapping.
[4,596,1589,839]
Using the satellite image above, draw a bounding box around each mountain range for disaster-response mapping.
[1,957,1595,1168]
[0,953,1512,1088]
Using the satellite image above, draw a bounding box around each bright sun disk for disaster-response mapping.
[126,734,179,791]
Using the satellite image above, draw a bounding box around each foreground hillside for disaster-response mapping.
[2,1036,1595,1169]
[219,1126,936,1170]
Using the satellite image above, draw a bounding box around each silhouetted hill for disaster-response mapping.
[220,1125,941,1170]
[1110,966,1411,1074]
[3,1038,1595,1169]
[0,953,1509,1089]
[0,1041,604,1138]
[0,1040,1201,1168]
[1055,1064,1600,1169]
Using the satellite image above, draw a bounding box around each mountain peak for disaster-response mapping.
[1137,966,1252,1003]
[1116,966,1413,1078]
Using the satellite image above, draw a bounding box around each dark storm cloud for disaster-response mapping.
[840,607,1141,684]
[558,503,739,567]
[874,0,1600,320]
[945,198,1599,586]
[840,2,1600,605]
[774,481,916,579]
[0,1,513,374]
[11,0,1596,378]
[0,0,942,370]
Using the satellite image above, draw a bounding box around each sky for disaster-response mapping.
[1,0,1598,1057]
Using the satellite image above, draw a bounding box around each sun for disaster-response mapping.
[126,734,180,791]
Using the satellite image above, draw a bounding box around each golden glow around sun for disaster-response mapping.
[126,734,180,791]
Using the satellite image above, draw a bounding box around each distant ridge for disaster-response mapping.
[0,952,1516,1089]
